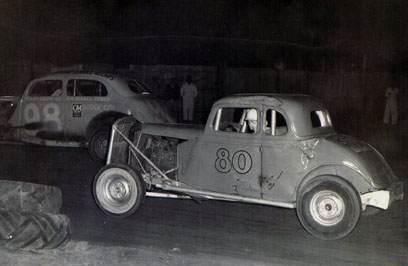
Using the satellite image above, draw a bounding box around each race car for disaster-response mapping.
[93,94,403,240]
[5,71,175,162]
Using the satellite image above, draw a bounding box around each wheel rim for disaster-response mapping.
[95,168,138,214]
[310,190,345,226]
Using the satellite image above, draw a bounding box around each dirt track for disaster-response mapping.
[0,143,407,265]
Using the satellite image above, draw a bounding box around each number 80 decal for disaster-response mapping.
[215,148,252,174]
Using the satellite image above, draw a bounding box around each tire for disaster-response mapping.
[296,176,361,240]
[93,163,146,217]
[0,210,71,250]
[86,112,128,164]
[88,130,110,164]
[0,180,62,214]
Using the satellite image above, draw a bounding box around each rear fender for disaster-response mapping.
[85,111,127,141]
[295,164,374,201]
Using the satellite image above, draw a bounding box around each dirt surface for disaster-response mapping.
[0,143,407,266]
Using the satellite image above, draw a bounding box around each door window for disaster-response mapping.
[213,107,259,134]
[67,79,108,97]
[28,80,62,97]
[264,109,288,136]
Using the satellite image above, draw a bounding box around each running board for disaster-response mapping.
[153,184,296,209]
[146,192,192,199]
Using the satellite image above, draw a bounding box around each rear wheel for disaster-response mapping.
[296,176,361,240]
[88,130,110,164]
[86,113,127,164]
[93,163,145,217]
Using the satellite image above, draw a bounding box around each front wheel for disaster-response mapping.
[93,163,145,217]
[296,176,361,240]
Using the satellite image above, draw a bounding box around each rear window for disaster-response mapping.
[127,80,150,94]
[28,80,62,97]
[310,110,332,128]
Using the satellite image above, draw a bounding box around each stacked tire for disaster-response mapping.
[0,180,71,250]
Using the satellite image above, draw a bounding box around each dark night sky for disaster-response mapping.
[0,0,407,71]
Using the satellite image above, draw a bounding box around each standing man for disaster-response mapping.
[180,75,198,122]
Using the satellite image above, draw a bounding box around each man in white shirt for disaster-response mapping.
[180,75,198,121]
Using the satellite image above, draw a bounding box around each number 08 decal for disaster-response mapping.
[23,103,62,131]
[215,148,252,174]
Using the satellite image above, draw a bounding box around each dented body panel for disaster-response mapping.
[107,94,403,212]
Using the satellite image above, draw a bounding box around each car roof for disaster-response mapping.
[35,71,134,96]
[214,93,324,108]
[213,93,333,138]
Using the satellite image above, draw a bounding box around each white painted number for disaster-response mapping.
[43,103,62,131]
[23,103,40,124]
[23,103,62,132]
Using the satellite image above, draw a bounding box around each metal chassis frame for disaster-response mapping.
[106,120,295,209]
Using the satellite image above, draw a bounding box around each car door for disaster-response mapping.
[194,106,262,198]
[64,78,110,141]
[21,79,65,140]
[260,107,303,202]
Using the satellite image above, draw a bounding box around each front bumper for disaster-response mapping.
[361,181,403,210]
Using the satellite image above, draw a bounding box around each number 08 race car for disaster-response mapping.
[92,94,403,240]
[4,71,175,162]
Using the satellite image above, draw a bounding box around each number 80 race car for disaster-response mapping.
[93,94,403,240]
[2,71,175,162]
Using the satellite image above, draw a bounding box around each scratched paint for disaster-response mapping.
[260,170,283,191]
[300,139,320,169]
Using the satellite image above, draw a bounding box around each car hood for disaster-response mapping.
[128,95,176,123]
[140,123,204,140]
[323,134,397,188]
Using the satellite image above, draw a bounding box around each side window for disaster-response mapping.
[67,79,107,97]
[264,109,287,136]
[28,80,62,97]
[310,110,332,128]
[213,107,258,134]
